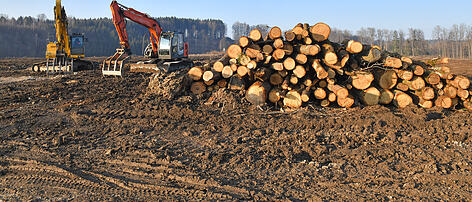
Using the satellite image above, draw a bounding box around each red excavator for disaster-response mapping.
[102,0,190,76]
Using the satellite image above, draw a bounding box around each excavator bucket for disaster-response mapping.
[102,48,129,76]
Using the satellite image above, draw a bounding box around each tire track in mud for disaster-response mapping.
[0,157,239,200]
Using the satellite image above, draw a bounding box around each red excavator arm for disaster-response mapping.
[110,0,162,56]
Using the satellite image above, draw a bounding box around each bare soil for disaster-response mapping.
[1,57,472,200]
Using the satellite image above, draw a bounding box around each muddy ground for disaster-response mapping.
[0,57,472,200]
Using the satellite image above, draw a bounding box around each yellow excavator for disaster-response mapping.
[42,0,91,74]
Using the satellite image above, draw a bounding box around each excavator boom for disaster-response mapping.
[110,1,162,56]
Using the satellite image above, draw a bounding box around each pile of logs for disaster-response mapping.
[188,22,472,110]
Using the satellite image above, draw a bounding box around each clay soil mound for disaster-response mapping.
[0,58,472,200]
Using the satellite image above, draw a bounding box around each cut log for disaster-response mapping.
[401,57,413,66]
[254,67,271,81]
[304,37,312,45]
[283,57,296,71]
[285,31,296,42]
[269,73,284,85]
[228,76,245,90]
[312,59,328,79]
[239,36,250,48]
[188,66,203,81]
[410,65,424,76]
[379,89,394,105]
[212,61,224,72]
[292,26,305,36]
[293,65,306,78]
[345,40,363,54]
[269,26,282,40]
[419,87,435,100]
[273,38,284,49]
[268,88,283,103]
[230,64,238,72]
[239,54,251,66]
[351,71,374,90]
[361,45,382,63]
[318,80,327,88]
[314,88,327,100]
[289,75,298,85]
[295,54,308,65]
[463,100,472,111]
[262,44,274,55]
[408,77,426,91]
[272,49,285,61]
[320,99,330,107]
[271,62,284,71]
[301,89,311,102]
[377,70,398,89]
[424,71,441,85]
[249,29,262,42]
[217,79,228,88]
[191,82,206,95]
[322,44,338,65]
[395,70,413,81]
[221,66,234,79]
[328,84,349,99]
[435,96,452,109]
[384,57,403,68]
[299,44,320,56]
[283,90,302,108]
[328,92,337,102]
[279,70,289,77]
[246,44,261,59]
[204,79,214,86]
[202,70,215,82]
[303,79,313,87]
[283,43,294,55]
[360,87,381,106]
[246,81,271,105]
[310,22,331,42]
[396,82,410,92]
[327,68,336,79]
[443,85,457,98]
[337,95,355,108]
[237,66,249,77]
[451,75,470,89]
[247,60,257,69]
[393,91,412,108]
[227,44,242,59]
[418,99,433,109]
[457,88,469,99]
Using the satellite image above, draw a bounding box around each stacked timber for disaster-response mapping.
[188,22,472,110]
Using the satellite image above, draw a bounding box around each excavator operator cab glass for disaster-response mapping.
[70,34,85,57]
[159,33,171,56]
[177,33,184,56]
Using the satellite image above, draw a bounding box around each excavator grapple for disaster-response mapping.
[102,48,129,76]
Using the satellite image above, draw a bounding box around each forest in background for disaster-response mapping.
[0,15,230,58]
[1,13,472,59]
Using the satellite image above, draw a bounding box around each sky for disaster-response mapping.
[1,0,471,39]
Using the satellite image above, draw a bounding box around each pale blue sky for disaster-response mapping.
[1,0,471,38]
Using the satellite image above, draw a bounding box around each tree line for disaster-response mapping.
[0,15,229,58]
[329,24,472,59]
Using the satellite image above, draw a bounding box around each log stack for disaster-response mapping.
[188,22,472,110]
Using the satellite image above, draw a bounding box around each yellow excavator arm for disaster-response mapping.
[46,0,71,58]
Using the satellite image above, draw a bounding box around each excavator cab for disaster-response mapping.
[157,32,187,60]
[70,33,85,59]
